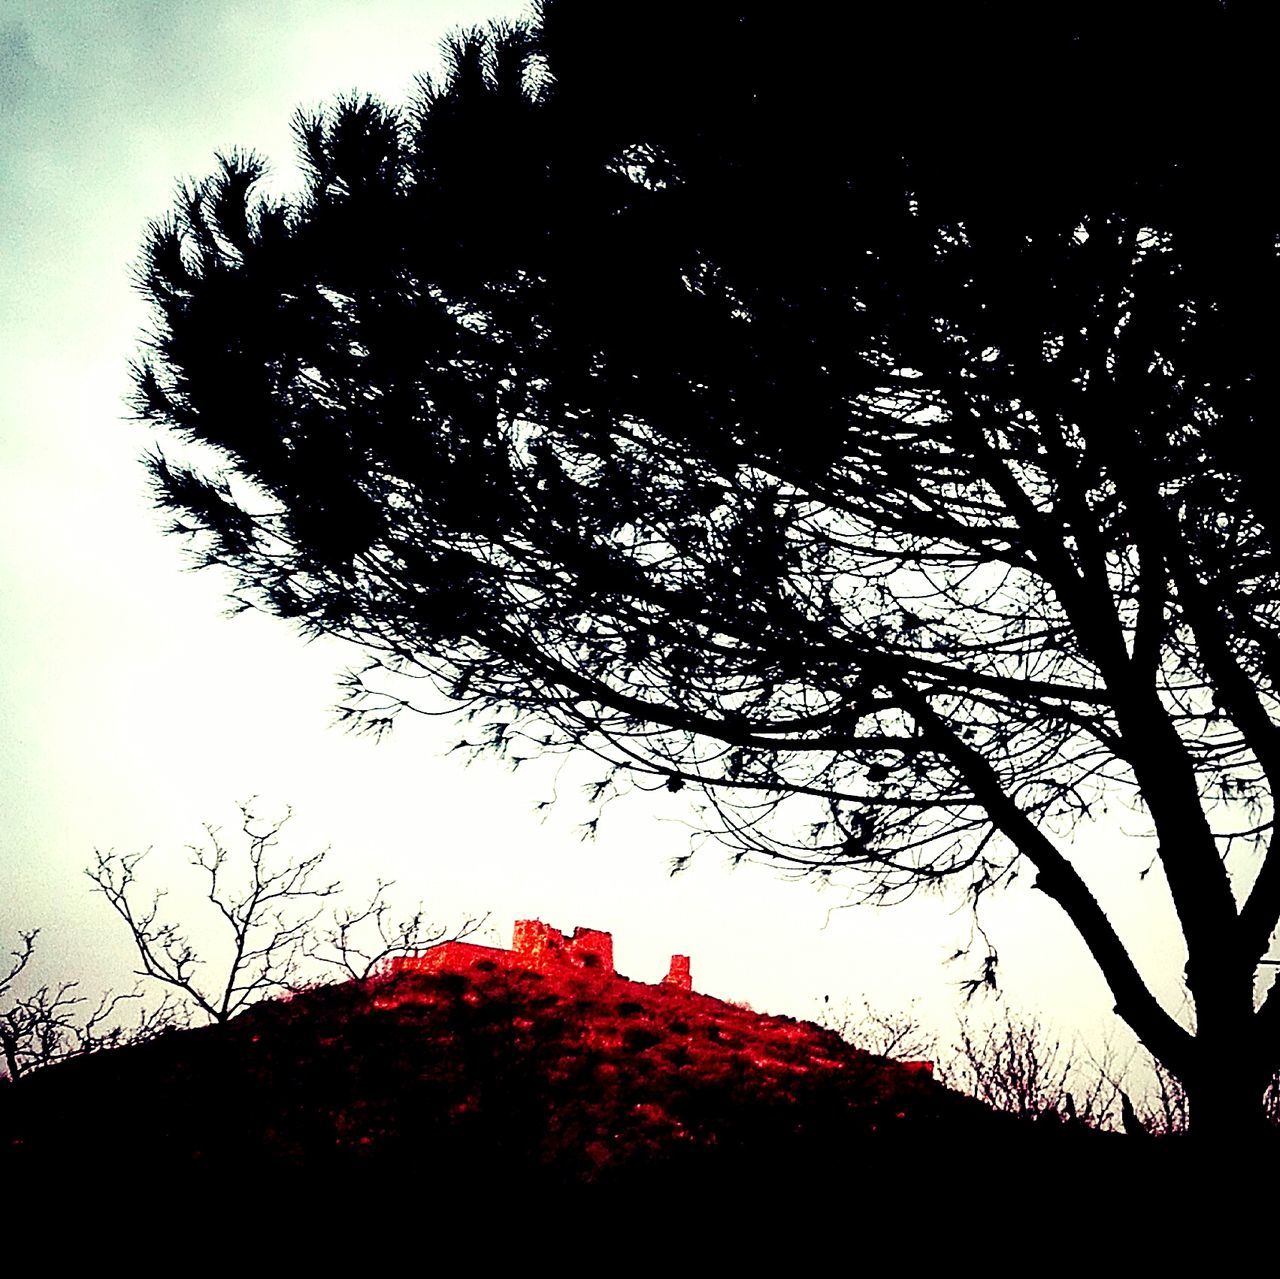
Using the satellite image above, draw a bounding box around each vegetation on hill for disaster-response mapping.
[0,959,1103,1183]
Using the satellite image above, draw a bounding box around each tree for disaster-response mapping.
[1,930,180,1083]
[88,802,475,1020]
[88,803,340,1023]
[820,996,938,1065]
[306,881,488,982]
[130,3,1280,1136]
[821,997,1128,1129]
[946,1012,1122,1130]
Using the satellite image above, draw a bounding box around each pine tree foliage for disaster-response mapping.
[132,2,1280,1133]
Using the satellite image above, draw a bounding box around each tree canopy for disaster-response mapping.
[132,1,1280,1135]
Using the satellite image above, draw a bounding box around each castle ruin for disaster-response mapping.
[384,919,692,992]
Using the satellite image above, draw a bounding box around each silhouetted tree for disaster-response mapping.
[822,997,1133,1129]
[821,996,937,1064]
[0,929,181,1082]
[88,803,340,1023]
[0,932,38,1080]
[947,1011,1122,1130]
[130,3,1280,1136]
[1139,1060,1191,1138]
[88,803,473,1017]
[306,880,488,982]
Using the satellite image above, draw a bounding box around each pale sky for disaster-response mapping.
[0,0,1191,1069]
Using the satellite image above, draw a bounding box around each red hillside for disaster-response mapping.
[0,919,1091,1184]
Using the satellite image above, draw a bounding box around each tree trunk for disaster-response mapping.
[1,1036,20,1083]
[1184,1061,1272,1143]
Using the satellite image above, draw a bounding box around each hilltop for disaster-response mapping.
[0,922,1102,1186]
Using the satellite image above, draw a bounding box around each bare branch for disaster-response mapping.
[87,802,339,1024]
[0,930,39,1003]
[821,996,937,1063]
[306,879,486,982]
[1,930,184,1082]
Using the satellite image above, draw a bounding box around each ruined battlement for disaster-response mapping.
[663,954,692,992]
[384,920,691,992]
[511,919,615,974]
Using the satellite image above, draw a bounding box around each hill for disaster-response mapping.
[0,936,1101,1186]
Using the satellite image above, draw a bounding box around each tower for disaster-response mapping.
[663,954,692,992]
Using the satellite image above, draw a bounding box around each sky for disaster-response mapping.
[0,0,1193,1072]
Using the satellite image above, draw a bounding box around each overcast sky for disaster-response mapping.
[0,0,1191,1063]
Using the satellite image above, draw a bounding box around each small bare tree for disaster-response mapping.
[1,929,181,1082]
[826,991,1274,1135]
[821,996,938,1063]
[87,802,339,1024]
[1132,1059,1191,1137]
[305,880,487,982]
[945,1011,1123,1129]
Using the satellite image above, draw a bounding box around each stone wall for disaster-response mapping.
[387,920,688,991]
[384,941,511,977]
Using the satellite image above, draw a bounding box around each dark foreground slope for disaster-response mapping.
[0,962,1101,1185]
